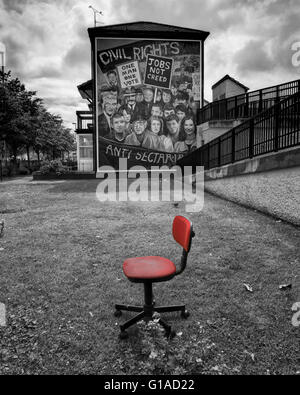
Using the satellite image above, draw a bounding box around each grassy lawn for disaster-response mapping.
[0,178,299,374]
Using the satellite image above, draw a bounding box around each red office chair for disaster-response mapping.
[114,215,195,339]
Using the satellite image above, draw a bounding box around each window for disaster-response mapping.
[79,135,93,148]
[78,134,93,172]
[79,147,93,159]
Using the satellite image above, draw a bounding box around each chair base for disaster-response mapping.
[114,282,189,339]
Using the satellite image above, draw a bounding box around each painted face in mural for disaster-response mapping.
[136,92,144,103]
[107,71,117,86]
[104,99,118,116]
[151,105,163,117]
[162,91,172,104]
[156,90,162,102]
[171,85,178,96]
[163,108,175,118]
[179,82,188,92]
[167,119,179,135]
[184,119,195,135]
[133,120,147,135]
[176,110,186,121]
[126,94,136,106]
[150,119,161,135]
[143,89,154,103]
[175,98,188,108]
[122,109,131,124]
[112,115,126,134]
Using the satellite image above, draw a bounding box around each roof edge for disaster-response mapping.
[212,74,249,91]
[88,20,210,41]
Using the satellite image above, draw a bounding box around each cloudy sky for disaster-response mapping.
[1,0,300,129]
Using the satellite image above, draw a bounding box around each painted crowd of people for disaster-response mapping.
[98,78,198,153]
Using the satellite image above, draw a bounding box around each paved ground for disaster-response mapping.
[0,178,299,374]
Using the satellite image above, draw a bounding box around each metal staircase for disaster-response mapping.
[197,78,300,125]
[179,89,300,170]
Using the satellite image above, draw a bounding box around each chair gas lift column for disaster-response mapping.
[114,215,195,339]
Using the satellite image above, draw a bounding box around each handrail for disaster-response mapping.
[179,90,300,170]
[197,78,300,124]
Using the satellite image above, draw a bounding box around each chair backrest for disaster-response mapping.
[172,215,193,253]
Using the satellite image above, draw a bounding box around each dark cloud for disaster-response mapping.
[234,40,273,75]
[234,2,300,77]
[27,23,47,42]
[63,40,90,67]
[264,0,298,16]
[108,0,279,34]
[106,0,241,33]
[71,5,90,40]
[270,11,300,72]
[2,0,28,14]
[2,0,74,14]
[2,35,25,73]
[29,65,62,79]
[44,96,84,107]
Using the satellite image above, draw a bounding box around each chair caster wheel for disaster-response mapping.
[164,327,176,339]
[181,310,190,319]
[114,310,122,317]
[168,330,176,339]
[119,331,128,340]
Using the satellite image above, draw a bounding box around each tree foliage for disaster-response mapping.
[0,69,75,164]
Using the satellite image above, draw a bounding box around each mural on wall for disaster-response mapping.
[96,38,201,168]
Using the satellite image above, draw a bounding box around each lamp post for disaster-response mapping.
[0,42,6,182]
[88,6,104,27]
[0,42,5,85]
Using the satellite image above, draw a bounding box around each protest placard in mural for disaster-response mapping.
[116,61,142,89]
[144,55,173,89]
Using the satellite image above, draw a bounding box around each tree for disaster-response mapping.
[35,112,75,160]
[0,69,76,171]
[0,70,37,165]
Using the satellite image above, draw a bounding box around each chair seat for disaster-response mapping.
[123,256,176,281]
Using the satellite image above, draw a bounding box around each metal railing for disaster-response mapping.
[179,91,300,170]
[197,78,300,124]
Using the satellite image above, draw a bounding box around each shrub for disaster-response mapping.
[38,159,69,176]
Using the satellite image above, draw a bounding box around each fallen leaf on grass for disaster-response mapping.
[149,350,158,359]
[0,220,4,237]
[244,350,255,362]
[206,319,218,328]
[210,365,222,373]
[279,284,292,290]
[243,283,253,293]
